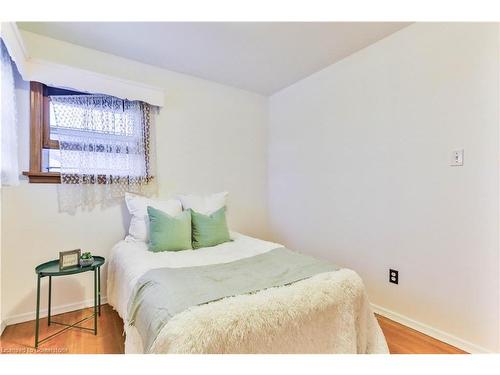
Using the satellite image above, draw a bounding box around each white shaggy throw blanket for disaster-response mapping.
[124,270,388,354]
[108,234,388,354]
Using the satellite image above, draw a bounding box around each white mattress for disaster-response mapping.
[107,232,283,321]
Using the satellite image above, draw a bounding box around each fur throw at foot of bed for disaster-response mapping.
[125,268,388,354]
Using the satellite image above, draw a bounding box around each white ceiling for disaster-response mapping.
[17,22,410,95]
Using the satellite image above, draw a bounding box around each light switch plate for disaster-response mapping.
[450,149,464,166]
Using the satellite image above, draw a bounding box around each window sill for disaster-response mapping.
[22,172,154,184]
[22,171,61,184]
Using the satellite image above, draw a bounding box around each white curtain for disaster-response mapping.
[51,95,156,213]
[1,39,19,186]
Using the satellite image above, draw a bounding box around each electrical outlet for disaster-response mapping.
[389,269,399,284]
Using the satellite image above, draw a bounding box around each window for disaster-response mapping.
[23,82,57,182]
[25,82,88,182]
[24,82,152,185]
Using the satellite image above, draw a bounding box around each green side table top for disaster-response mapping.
[35,256,105,277]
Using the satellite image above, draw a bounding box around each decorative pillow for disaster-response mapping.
[147,206,192,252]
[178,192,228,215]
[190,207,231,249]
[125,193,182,242]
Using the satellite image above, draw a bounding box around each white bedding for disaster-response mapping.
[107,232,282,321]
[107,233,388,354]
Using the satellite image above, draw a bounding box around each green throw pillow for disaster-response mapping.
[147,206,192,252]
[190,207,231,249]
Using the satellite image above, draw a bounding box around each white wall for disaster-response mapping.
[268,23,500,352]
[1,32,269,325]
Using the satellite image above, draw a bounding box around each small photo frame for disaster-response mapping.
[59,249,81,270]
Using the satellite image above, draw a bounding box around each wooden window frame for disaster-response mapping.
[23,81,61,183]
[24,82,154,185]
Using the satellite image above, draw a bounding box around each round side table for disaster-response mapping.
[34,256,105,348]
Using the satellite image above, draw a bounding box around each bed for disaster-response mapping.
[107,231,388,354]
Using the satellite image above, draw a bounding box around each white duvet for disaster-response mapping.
[107,233,388,354]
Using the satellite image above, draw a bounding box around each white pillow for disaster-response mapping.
[177,191,228,215]
[125,193,182,242]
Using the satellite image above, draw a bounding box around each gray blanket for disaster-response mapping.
[127,247,339,352]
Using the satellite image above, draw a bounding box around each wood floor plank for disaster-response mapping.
[376,314,467,354]
[0,304,466,354]
[0,304,124,354]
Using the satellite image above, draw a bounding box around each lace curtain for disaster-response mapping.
[1,39,19,186]
[51,95,156,213]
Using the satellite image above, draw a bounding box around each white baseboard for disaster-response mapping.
[0,319,6,336]
[372,303,494,354]
[3,296,108,329]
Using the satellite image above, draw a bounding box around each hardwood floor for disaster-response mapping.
[376,314,466,354]
[0,304,124,354]
[0,304,466,354]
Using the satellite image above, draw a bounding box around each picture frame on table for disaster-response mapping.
[59,249,81,270]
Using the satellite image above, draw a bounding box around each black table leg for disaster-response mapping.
[94,267,97,335]
[98,266,101,316]
[48,276,52,326]
[35,275,41,348]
